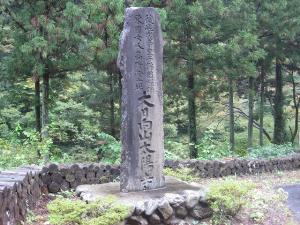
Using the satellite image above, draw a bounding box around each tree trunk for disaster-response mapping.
[259,63,265,146]
[273,58,286,144]
[41,70,50,140]
[186,4,197,158]
[119,71,122,117]
[291,71,299,143]
[109,73,116,137]
[229,77,235,151]
[34,76,42,157]
[248,76,254,148]
[187,67,197,158]
[34,77,41,134]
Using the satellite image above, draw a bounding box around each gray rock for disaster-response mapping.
[190,204,213,220]
[127,216,148,225]
[48,182,60,193]
[157,199,173,220]
[118,7,165,192]
[164,193,185,207]
[184,190,200,209]
[198,190,207,203]
[148,213,161,224]
[145,199,159,216]
[134,201,146,215]
[175,206,188,219]
[166,218,191,225]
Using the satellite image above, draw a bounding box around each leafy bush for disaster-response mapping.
[207,179,255,224]
[164,149,181,160]
[164,168,196,182]
[49,100,101,147]
[165,139,189,159]
[0,128,53,169]
[95,132,121,164]
[247,143,295,159]
[47,195,129,225]
[197,129,237,160]
[164,123,178,138]
[234,134,249,156]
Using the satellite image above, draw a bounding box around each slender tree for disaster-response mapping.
[273,58,287,144]
[259,62,266,146]
[247,76,255,148]
[228,77,235,151]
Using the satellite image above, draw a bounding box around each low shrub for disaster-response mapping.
[164,167,196,182]
[247,143,296,159]
[207,179,255,224]
[47,195,129,225]
[165,139,189,159]
[197,130,237,160]
[95,132,121,164]
[0,129,52,169]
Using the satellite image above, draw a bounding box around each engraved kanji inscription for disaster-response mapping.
[118,7,164,192]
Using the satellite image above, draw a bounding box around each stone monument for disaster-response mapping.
[117,7,165,192]
[75,8,211,223]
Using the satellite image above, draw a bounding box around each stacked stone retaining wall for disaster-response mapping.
[1,153,300,224]
[0,163,119,225]
[165,153,300,178]
[126,191,212,225]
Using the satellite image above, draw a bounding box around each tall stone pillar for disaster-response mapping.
[117,7,165,192]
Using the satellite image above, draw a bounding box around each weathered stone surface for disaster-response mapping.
[166,218,191,225]
[48,164,58,173]
[134,201,145,215]
[118,7,165,192]
[127,216,149,225]
[157,199,173,220]
[148,213,161,224]
[145,199,158,216]
[164,193,185,207]
[76,176,201,205]
[175,206,188,219]
[48,182,60,193]
[184,190,200,209]
[190,204,213,220]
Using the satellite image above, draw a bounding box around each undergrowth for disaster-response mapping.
[164,167,197,182]
[207,179,255,225]
[47,195,129,225]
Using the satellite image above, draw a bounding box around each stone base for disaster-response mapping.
[76,176,213,225]
[76,176,202,205]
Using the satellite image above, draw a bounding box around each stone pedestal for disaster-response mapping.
[117,7,165,192]
[76,177,213,225]
[76,177,201,204]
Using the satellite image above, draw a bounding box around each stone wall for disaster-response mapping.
[126,190,212,225]
[165,153,300,178]
[1,153,300,224]
[0,163,119,225]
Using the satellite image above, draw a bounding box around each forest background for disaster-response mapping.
[0,0,299,169]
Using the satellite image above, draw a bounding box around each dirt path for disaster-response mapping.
[282,184,300,224]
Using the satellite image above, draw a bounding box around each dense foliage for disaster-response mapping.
[0,0,299,167]
[207,179,255,224]
[47,195,129,225]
